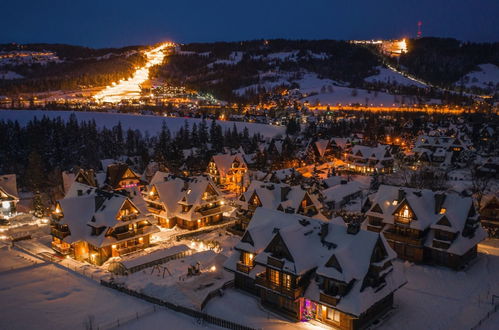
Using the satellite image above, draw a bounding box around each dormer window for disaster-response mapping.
[392,200,398,206]
[439,208,446,214]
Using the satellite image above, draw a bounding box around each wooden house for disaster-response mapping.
[365,185,486,269]
[50,182,158,265]
[143,175,230,230]
[207,153,248,194]
[344,145,393,174]
[224,208,406,330]
[0,174,19,218]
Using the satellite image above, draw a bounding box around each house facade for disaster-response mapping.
[365,185,486,269]
[344,145,394,174]
[0,174,19,218]
[143,175,230,230]
[50,182,158,265]
[207,153,248,194]
[225,208,406,330]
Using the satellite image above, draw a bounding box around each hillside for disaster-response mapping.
[0,43,147,95]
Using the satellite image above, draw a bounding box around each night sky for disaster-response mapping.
[1,0,498,48]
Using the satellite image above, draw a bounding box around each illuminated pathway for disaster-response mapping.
[94,42,174,103]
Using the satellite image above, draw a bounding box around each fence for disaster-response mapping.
[470,298,499,330]
[200,280,235,310]
[96,305,158,330]
[101,279,258,330]
[174,220,236,241]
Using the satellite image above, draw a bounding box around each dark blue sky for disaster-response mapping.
[1,0,498,48]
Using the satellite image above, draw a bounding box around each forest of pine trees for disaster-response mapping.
[0,114,263,193]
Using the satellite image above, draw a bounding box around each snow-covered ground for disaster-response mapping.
[204,248,499,330]
[459,64,499,91]
[0,71,24,79]
[0,110,285,138]
[365,66,426,88]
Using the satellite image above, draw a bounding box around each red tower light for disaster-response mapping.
[417,21,423,38]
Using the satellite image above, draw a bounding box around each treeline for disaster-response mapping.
[0,44,147,94]
[396,38,499,87]
[152,39,379,103]
[0,114,263,192]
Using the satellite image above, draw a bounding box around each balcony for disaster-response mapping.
[119,214,138,222]
[113,227,146,241]
[236,262,253,274]
[319,291,341,306]
[267,256,284,269]
[116,244,145,255]
[383,228,424,246]
[51,227,70,239]
[255,274,304,299]
[198,205,224,217]
[432,239,451,250]
[51,242,71,255]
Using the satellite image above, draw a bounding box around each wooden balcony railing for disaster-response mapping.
[255,274,304,299]
[116,243,146,256]
[236,262,253,274]
[432,239,451,250]
[51,242,71,255]
[113,227,146,241]
[319,291,341,306]
[50,227,70,239]
[198,205,224,217]
[383,228,424,246]
[267,256,284,269]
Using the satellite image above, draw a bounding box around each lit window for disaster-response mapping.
[439,208,446,214]
[402,206,410,218]
[327,308,340,323]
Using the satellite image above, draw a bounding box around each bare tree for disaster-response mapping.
[470,166,493,209]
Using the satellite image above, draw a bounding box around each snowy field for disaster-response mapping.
[0,247,218,330]
[204,248,499,330]
[365,66,426,88]
[459,64,499,91]
[0,110,285,138]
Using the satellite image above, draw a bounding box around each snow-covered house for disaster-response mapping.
[50,182,159,265]
[224,208,405,329]
[207,153,248,194]
[322,180,363,211]
[62,168,106,193]
[0,174,19,217]
[344,145,394,174]
[365,185,486,269]
[104,163,143,190]
[262,168,304,185]
[143,175,230,230]
[238,181,324,222]
[412,135,470,166]
[480,194,499,238]
[305,139,337,163]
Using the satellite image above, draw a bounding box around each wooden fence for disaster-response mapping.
[101,279,258,330]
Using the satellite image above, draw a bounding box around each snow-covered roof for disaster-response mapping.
[229,208,405,316]
[366,185,484,255]
[211,153,247,176]
[151,175,227,222]
[350,144,392,160]
[240,181,321,215]
[322,181,362,204]
[0,174,18,199]
[57,183,158,247]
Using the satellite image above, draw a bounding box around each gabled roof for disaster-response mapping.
[350,145,392,160]
[211,153,247,176]
[105,163,141,188]
[0,174,18,199]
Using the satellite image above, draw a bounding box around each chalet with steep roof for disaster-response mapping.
[143,175,230,230]
[365,185,486,269]
[50,182,158,265]
[207,153,248,194]
[344,145,393,174]
[0,174,18,217]
[224,208,405,330]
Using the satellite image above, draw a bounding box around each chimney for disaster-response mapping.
[347,221,360,235]
[434,193,446,214]
[320,222,329,242]
[397,188,406,202]
[280,186,291,202]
